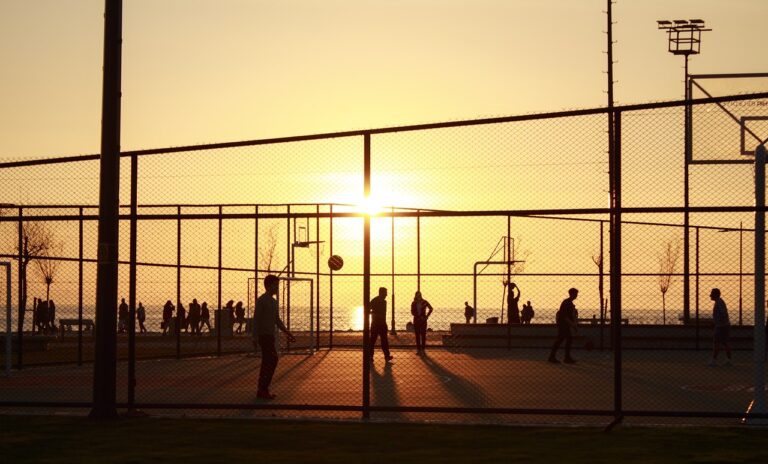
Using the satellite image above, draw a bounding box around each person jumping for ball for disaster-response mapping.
[253,275,296,399]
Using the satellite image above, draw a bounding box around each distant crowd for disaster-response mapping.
[116,298,248,336]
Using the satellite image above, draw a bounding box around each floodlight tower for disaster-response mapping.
[656,19,711,325]
[657,19,711,99]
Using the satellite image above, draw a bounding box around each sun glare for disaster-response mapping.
[351,306,365,331]
[358,196,385,216]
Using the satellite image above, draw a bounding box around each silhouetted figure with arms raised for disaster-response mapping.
[253,275,295,399]
[464,301,475,324]
[549,288,578,364]
[507,282,521,324]
[368,287,394,362]
[709,288,732,367]
[411,291,434,354]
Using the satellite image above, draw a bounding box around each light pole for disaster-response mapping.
[719,221,744,326]
[656,19,711,98]
[657,18,711,325]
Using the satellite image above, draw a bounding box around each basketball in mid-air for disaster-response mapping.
[328,255,344,271]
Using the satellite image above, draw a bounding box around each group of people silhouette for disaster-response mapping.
[161,299,213,335]
[32,297,56,334]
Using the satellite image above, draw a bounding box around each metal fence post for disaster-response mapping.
[362,134,371,420]
[329,204,334,349]
[3,263,11,377]
[217,205,222,357]
[176,206,181,360]
[750,144,766,418]
[128,153,138,409]
[695,227,700,350]
[316,204,320,351]
[609,110,623,427]
[16,207,23,370]
[391,206,396,334]
[78,208,84,366]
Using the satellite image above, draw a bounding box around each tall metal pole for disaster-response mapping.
[78,208,84,366]
[417,211,421,291]
[286,205,291,350]
[316,204,320,351]
[90,0,122,421]
[176,206,181,359]
[217,205,222,356]
[362,134,371,420]
[683,54,691,324]
[329,204,334,349]
[16,208,23,369]
[391,206,396,334]
[599,221,605,351]
[610,111,623,426]
[751,144,766,418]
[695,227,700,349]
[127,153,137,409]
[739,220,743,326]
[4,264,11,377]
[253,205,258,321]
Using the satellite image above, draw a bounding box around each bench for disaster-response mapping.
[59,318,94,336]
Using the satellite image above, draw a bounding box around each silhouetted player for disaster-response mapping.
[549,288,578,364]
[507,282,521,324]
[709,288,732,367]
[521,301,534,324]
[253,275,295,399]
[411,291,434,354]
[464,301,475,324]
[137,302,147,333]
[368,287,394,362]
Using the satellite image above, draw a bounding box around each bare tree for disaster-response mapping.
[35,244,63,304]
[592,250,606,323]
[658,239,682,325]
[258,224,278,277]
[15,221,58,332]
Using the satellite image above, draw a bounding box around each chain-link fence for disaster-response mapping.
[1,91,768,424]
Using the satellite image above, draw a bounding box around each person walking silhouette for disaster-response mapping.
[548,288,578,364]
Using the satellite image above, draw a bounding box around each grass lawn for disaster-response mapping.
[1,414,766,463]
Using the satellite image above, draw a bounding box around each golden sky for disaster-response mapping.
[0,0,766,160]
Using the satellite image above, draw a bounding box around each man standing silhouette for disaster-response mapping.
[253,275,295,399]
[709,288,732,367]
[549,288,578,364]
[368,287,394,362]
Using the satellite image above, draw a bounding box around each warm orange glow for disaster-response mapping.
[358,196,385,217]
[351,306,365,331]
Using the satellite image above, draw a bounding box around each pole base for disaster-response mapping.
[741,400,768,426]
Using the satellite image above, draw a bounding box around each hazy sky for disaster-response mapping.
[0,0,765,160]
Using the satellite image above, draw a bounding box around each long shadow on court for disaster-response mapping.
[371,361,405,421]
[419,353,492,409]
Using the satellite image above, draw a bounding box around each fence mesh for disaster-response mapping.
[1,93,767,424]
